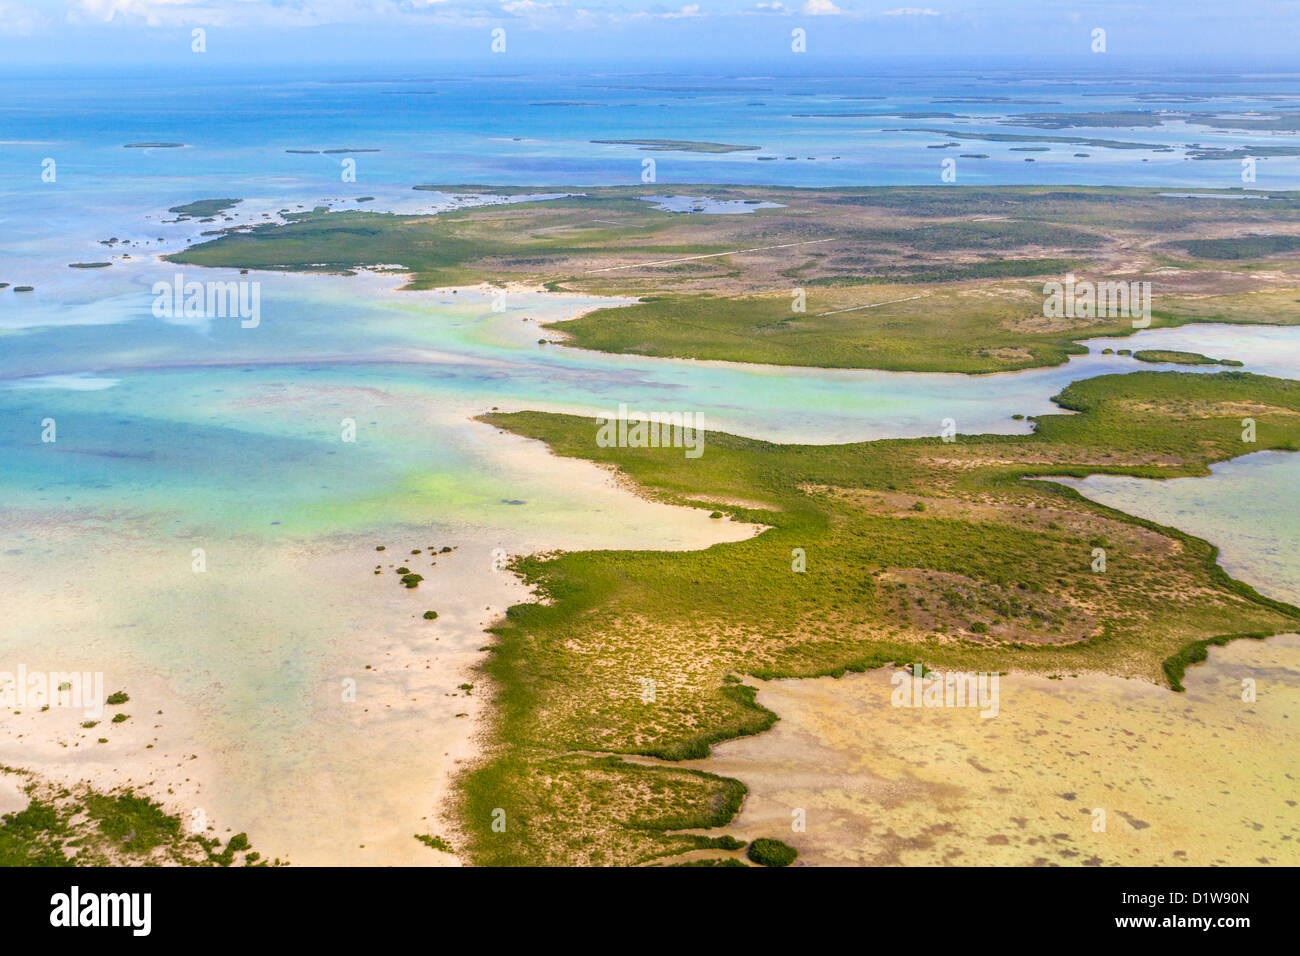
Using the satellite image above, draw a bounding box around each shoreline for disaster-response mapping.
[0,395,760,865]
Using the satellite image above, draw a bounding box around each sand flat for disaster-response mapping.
[690,634,1300,866]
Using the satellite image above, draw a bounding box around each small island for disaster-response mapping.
[1133,349,1245,367]
[591,138,760,153]
[168,198,242,219]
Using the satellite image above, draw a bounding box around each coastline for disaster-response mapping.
[0,381,760,865]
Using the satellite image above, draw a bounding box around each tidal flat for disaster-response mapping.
[690,633,1300,866]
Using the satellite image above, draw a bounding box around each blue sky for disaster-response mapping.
[1,1,1299,64]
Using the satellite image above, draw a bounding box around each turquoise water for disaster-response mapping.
[8,270,1300,537]
[4,65,1299,285]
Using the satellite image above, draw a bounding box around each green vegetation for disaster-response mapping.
[168,198,241,219]
[423,610,439,620]
[695,834,746,851]
[105,691,129,705]
[415,833,454,852]
[1174,235,1300,260]
[0,772,269,867]
[669,857,748,867]
[83,791,182,854]
[68,262,111,269]
[459,371,1300,866]
[401,573,423,588]
[1133,349,1243,367]
[747,838,798,867]
[168,184,1300,373]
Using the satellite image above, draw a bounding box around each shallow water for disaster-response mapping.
[696,634,1300,866]
[1053,451,1300,606]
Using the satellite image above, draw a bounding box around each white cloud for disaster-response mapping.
[881,6,940,15]
[802,0,841,15]
[67,0,462,29]
[501,0,556,13]
[0,0,47,34]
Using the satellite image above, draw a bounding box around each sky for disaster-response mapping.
[0,0,1298,66]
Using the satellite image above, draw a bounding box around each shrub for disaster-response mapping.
[415,834,453,852]
[746,838,797,867]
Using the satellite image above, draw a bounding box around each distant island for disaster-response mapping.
[591,138,760,153]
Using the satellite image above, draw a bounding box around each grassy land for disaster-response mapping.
[168,184,1300,373]
[459,370,1300,866]
[0,769,273,867]
[1175,235,1300,260]
[1134,349,1243,367]
[168,198,241,219]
